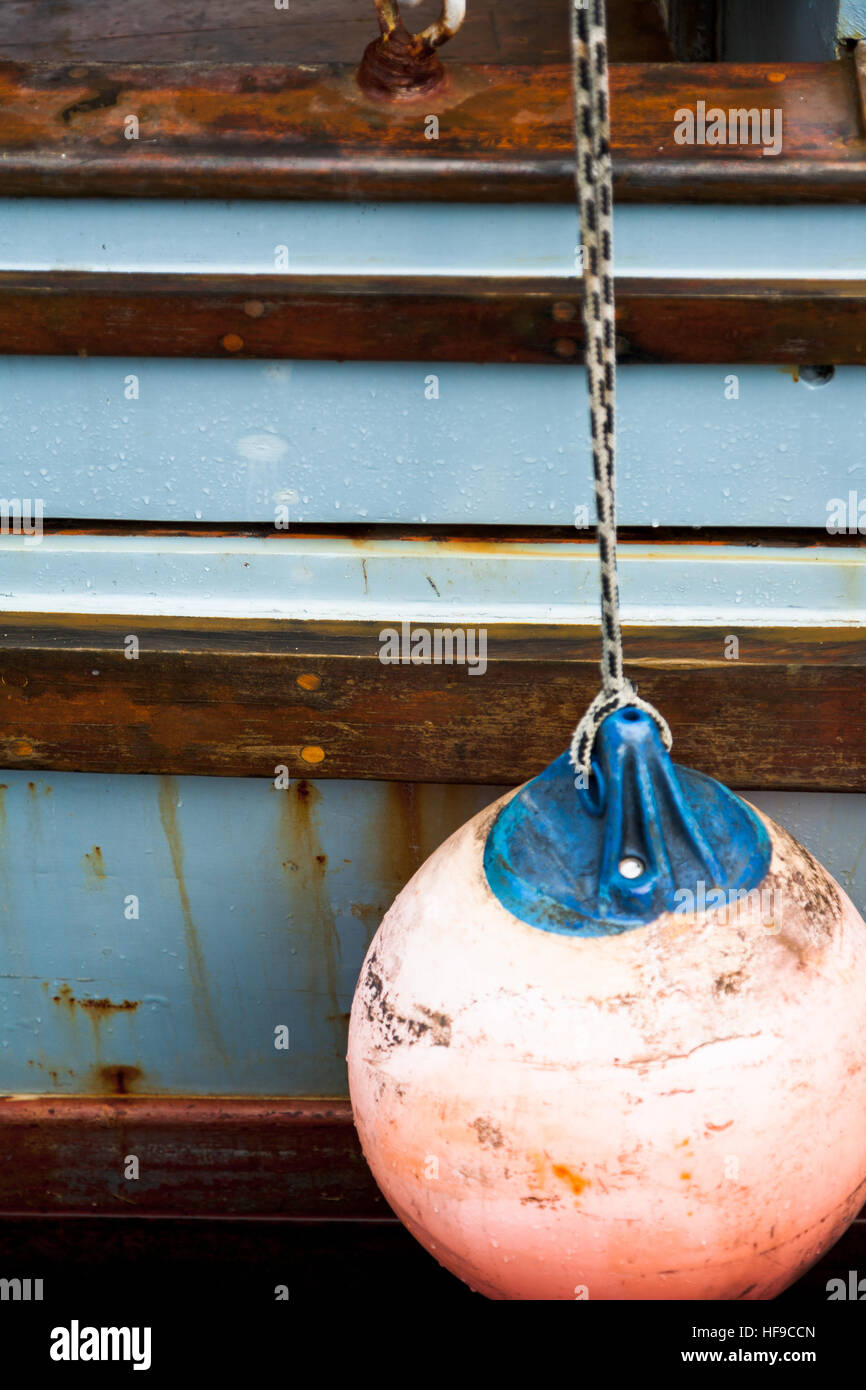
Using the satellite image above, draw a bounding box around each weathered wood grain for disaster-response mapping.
[0,1095,385,1217]
[0,615,863,790]
[0,59,862,201]
[2,273,865,363]
[0,0,672,64]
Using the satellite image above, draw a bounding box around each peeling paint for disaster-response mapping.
[82,844,106,885]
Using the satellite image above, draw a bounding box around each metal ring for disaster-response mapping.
[375,0,467,50]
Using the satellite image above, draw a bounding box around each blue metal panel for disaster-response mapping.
[0,770,504,1095]
[839,0,866,37]
[0,770,863,1096]
[722,0,839,60]
[0,534,862,627]
[1,200,865,278]
[1,358,862,527]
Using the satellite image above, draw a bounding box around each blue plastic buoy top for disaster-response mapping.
[483,707,771,938]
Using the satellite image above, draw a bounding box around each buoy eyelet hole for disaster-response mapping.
[799,364,835,388]
[578,760,605,816]
[618,856,645,880]
[622,708,642,721]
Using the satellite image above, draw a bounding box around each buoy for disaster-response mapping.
[348,0,866,1299]
[348,710,866,1298]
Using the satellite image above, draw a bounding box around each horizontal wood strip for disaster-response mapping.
[0,59,863,202]
[0,616,863,789]
[0,1096,384,1218]
[0,0,673,66]
[1,1096,865,1249]
[3,273,866,363]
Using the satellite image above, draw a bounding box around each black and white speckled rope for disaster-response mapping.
[568,0,671,783]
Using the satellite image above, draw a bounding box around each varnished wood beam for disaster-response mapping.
[0,1096,383,1218]
[2,273,865,363]
[0,615,863,790]
[0,59,864,202]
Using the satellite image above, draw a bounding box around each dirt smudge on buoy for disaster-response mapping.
[552,1164,591,1197]
[471,1116,505,1149]
[361,952,451,1049]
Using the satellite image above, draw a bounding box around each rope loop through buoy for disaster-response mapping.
[568,0,671,782]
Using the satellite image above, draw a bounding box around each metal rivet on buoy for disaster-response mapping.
[554,338,579,358]
[221,333,244,352]
[243,301,265,318]
[552,301,578,322]
[618,856,645,880]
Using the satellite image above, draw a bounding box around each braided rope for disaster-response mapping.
[568,0,671,783]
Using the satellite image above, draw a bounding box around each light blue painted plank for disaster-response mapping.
[1,200,865,278]
[0,359,862,527]
[839,0,866,38]
[0,534,862,627]
[0,771,863,1096]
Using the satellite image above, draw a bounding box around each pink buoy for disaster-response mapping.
[348,753,866,1300]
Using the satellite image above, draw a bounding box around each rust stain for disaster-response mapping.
[680,1171,692,1180]
[279,780,342,1042]
[52,982,76,1013]
[27,1061,70,1085]
[82,844,106,884]
[158,775,225,1058]
[51,987,139,1014]
[385,782,422,888]
[552,1164,591,1197]
[94,1065,143,1095]
[349,900,381,945]
[357,8,449,100]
